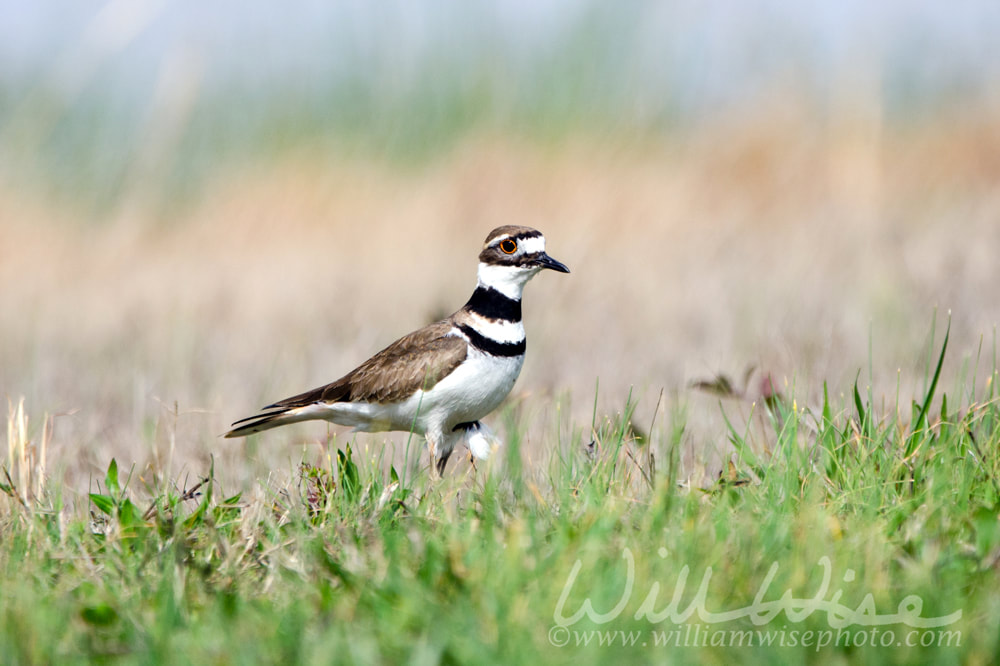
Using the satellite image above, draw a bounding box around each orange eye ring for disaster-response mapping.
[499,239,517,254]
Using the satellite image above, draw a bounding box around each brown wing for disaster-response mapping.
[261,320,467,409]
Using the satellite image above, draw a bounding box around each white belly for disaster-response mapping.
[315,349,524,437]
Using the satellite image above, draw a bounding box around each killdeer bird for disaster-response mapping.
[225,225,569,475]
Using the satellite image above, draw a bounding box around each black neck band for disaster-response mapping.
[458,324,526,357]
[464,286,522,322]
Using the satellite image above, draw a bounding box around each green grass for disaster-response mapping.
[2,326,999,664]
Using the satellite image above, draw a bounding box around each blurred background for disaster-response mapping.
[2,1,1000,490]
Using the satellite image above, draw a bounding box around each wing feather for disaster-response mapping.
[263,320,467,410]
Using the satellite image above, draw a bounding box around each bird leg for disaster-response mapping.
[426,433,453,478]
[434,447,454,477]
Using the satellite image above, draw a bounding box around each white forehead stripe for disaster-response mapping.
[517,236,546,255]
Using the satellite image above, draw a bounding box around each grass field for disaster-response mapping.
[4,5,1000,662]
[2,318,998,664]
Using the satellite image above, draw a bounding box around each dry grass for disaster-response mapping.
[3,107,1000,495]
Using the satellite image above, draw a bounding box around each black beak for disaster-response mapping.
[535,252,570,274]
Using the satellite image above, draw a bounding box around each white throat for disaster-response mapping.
[476,262,539,300]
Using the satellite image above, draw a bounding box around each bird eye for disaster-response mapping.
[499,239,517,254]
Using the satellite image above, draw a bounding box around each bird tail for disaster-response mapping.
[224,405,320,438]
